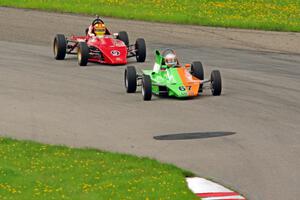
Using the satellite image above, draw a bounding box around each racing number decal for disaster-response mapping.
[111,50,120,56]
[179,86,186,91]
[179,86,191,91]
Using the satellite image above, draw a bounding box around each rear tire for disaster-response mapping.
[142,75,152,101]
[53,34,66,60]
[77,42,89,66]
[211,70,222,96]
[135,38,146,62]
[125,66,137,93]
[191,61,204,80]
[191,61,204,92]
[117,31,129,46]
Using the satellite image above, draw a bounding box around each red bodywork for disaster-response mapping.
[69,35,128,65]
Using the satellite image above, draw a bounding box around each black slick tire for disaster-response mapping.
[117,31,129,46]
[77,42,89,66]
[142,75,152,101]
[211,70,222,96]
[125,66,137,93]
[53,34,67,60]
[135,38,146,62]
[191,61,204,92]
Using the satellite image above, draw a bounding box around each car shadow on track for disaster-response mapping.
[61,57,132,67]
[153,131,235,140]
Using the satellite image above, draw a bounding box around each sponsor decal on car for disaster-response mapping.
[111,50,120,56]
[179,86,186,91]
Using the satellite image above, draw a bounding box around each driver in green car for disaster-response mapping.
[153,49,178,72]
[164,52,178,68]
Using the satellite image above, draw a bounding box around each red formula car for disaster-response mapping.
[53,18,146,66]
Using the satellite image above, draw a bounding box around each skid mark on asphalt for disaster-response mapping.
[153,132,235,140]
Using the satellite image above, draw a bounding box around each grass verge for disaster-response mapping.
[0,137,197,200]
[0,0,299,32]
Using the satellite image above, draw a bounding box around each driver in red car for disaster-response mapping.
[87,19,107,37]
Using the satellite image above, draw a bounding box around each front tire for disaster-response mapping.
[117,31,129,46]
[142,75,152,101]
[125,66,137,93]
[77,42,89,66]
[135,38,146,62]
[53,34,66,60]
[211,70,222,96]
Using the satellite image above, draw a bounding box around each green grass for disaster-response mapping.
[1,0,300,32]
[0,137,197,200]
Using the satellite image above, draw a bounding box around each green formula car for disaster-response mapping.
[124,49,222,101]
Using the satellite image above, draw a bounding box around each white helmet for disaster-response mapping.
[162,49,177,68]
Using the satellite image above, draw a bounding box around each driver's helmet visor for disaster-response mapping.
[165,56,177,66]
[94,27,106,35]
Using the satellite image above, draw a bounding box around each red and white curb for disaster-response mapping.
[186,177,247,200]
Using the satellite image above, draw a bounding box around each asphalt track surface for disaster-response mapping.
[1,8,300,200]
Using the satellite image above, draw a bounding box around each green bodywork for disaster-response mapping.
[142,50,200,98]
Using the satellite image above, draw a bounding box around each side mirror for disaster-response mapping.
[185,63,191,68]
